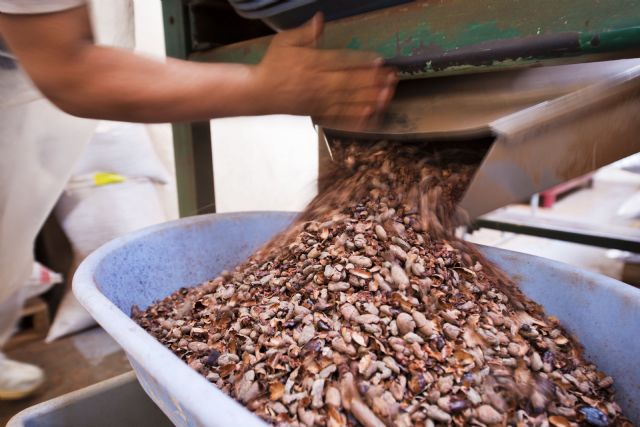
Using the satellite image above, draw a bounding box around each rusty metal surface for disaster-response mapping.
[319,60,640,219]
[194,0,640,78]
[319,59,640,140]
[460,62,640,218]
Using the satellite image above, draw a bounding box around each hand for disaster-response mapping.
[252,13,397,128]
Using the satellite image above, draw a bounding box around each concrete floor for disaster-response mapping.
[0,328,131,425]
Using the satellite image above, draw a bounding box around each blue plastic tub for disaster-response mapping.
[73,212,640,426]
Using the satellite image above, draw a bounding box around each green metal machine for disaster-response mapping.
[161,0,640,233]
[197,0,640,78]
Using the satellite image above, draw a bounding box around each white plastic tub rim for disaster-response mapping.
[74,212,640,426]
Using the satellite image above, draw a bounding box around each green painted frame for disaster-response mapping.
[162,0,216,217]
[195,0,640,79]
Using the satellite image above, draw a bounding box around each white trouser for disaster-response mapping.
[0,71,95,348]
[0,288,27,347]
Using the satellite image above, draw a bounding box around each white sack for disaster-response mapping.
[72,121,171,184]
[617,191,640,219]
[47,178,167,342]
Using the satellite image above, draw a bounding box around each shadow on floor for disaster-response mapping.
[1,327,131,425]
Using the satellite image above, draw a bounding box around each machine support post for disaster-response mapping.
[161,0,216,217]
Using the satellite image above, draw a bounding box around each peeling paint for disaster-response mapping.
[346,37,361,50]
[194,0,640,79]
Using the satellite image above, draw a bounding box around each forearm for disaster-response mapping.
[0,6,274,123]
[0,6,394,126]
[36,45,270,123]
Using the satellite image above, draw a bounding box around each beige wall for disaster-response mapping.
[211,116,318,213]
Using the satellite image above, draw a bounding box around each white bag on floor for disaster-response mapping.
[72,121,171,185]
[617,191,640,219]
[47,178,168,342]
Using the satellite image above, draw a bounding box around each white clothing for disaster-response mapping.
[0,0,85,15]
[0,0,95,346]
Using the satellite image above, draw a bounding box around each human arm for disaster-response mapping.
[0,6,396,124]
